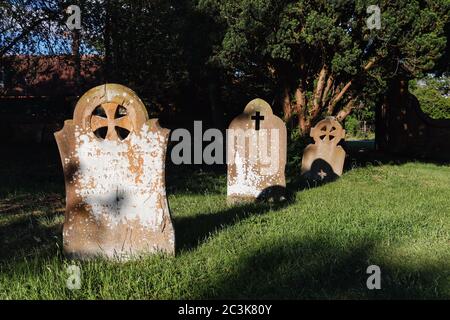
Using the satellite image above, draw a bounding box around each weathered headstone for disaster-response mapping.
[301,116,346,182]
[55,84,175,260]
[227,98,287,203]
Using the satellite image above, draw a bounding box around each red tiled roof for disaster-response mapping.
[1,55,103,97]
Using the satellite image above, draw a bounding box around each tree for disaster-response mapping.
[0,1,62,58]
[0,0,105,95]
[199,0,449,135]
[0,0,103,57]
[410,74,450,120]
[103,0,225,124]
[103,1,191,110]
[0,1,217,122]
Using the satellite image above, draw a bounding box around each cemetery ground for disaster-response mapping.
[0,141,449,299]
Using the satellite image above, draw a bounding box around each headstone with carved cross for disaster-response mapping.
[227,98,287,204]
[301,116,346,182]
[55,84,175,260]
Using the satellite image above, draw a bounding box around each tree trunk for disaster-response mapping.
[71,29,81,92]
[323,74,334,111]
[291,58,377,136]
[336,99,355,122]
[104,0,112,82]
[310,65,327,119]
[207,70,224,128]
[282,86,292,121]
[294,87,307,134]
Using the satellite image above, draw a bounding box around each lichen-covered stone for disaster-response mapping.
[227,99,287,204]
[301,116,346,182]
[55,84,174,260]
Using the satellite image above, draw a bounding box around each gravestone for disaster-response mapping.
[227,98,287,203]
[377,78,450,160]
[55,84,175,260]
[301,116,346,182]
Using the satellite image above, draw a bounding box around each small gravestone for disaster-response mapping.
[227,98,287,203]
[55,84,175,260]
[301,116,346,182]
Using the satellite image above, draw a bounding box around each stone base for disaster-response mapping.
[227,195,257,206]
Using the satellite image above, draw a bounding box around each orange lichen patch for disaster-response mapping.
[301,117,346,180]
[55,84,175,260]
[124,142,145,185]
[84,177,96,190]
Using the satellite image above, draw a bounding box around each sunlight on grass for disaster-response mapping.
[0,156,449,299]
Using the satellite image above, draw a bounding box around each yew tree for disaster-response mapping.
[199,0,449,134]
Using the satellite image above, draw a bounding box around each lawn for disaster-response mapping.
[0,142,449,299]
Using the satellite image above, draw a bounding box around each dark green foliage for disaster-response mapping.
[104,1,191,109]
[198,0,449,133]
[285,128,309,181]
[345,115,361,137]
[1,0,449,130]
[410,74,450,120]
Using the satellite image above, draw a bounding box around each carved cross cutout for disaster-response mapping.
[90,103,132,140]
[317,169,327,180]
[251,111,265,131]
[312,122,340,144]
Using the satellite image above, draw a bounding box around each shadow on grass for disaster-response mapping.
[0,144,64,197]
[285,139,450,194]
[288,160,340,193]
[200,237,449,299]
[0,209,63,263]
[0,193,63,217]
[174,198,293,252]
[165,164,227,196]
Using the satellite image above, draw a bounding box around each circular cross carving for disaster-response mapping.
[90,103,132,140]
[310,118,345,146]
[73,84,149,141]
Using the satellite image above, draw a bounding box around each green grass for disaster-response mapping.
[0,144,449,299]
